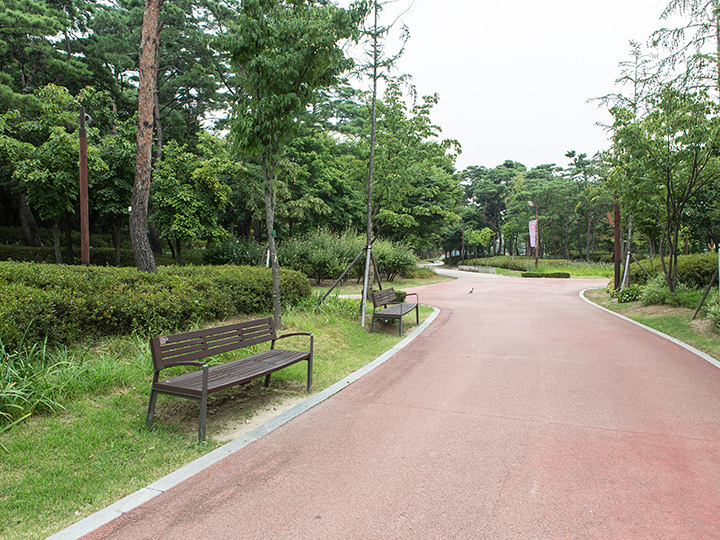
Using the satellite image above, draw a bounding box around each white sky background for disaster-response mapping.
[347,0,672,171]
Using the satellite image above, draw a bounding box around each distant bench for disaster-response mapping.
[146,317,313,441]
[370,287,419,336]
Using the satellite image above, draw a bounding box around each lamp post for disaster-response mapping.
[528,201,538,269]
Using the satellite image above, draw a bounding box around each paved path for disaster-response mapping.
[80,271,720,539]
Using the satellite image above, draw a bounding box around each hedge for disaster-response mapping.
[521,272,571,278]
[0,262,310,351]
[628,252,717,288]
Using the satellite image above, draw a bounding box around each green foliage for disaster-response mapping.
[373,239,417,281]
[203,237,266,266]
[0,262,310,350]
[0,339,86,430]
[705,298,720,334]
[278,230,416,284]
[640,273,702,308]
[629,252,717,288]
[614,284,643,303]
[521,272,571,278]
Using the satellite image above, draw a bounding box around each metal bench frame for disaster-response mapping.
[146,317,313,441]
[370,287,419,336]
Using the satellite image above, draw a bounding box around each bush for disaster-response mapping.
[0,262,311,350]
[629,252,716,288]
[616,284,643,303]
[706,299,720,333]
[204,237,266,266]
[521,272,571,278]
[278,230,416,284]
[373,240,417,282]
[639,273,701,309]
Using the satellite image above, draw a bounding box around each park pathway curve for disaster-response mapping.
[80,270,720,539]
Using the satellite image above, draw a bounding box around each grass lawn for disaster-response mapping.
[310,272,454,297]
[0,298,435,540]
[584,288,720,361]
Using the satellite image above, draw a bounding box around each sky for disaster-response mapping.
[361,0,671,171]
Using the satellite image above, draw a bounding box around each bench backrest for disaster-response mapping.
[371,287,397,308]
[150,317,277,370]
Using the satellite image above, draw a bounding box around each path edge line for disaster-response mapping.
[580,288,720,371]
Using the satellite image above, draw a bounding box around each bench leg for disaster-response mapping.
[415,304,419,324]
[264,373,272,387]
[198,366,208,442]
[398,318,402,336]
[307,357,313,393]
[146,389,158,429]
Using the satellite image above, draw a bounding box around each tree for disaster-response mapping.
[222,0,359,328]
[609,86,720,290]
[151,137,230,264]
[652,0,720,96]
[130,0,163,274]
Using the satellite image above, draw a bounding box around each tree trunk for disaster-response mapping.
[18,193,42,247]
[52,220,63,264]
[130,0,162,274]
[175,238,183,266]
[63,213,74,265]
[114,215,122,266]
[148,221,163,254]
[361,2,380,328]
[263,158,282,329]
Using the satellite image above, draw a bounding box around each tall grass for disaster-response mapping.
[0,339,85,433]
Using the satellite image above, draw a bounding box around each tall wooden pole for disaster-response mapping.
[614,195,621,290]
[79,106,90,266]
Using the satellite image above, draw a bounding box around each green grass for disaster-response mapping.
[310,272,453,297]
[0,295,434,540]
[462,256,614,279]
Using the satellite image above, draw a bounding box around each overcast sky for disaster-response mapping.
[362,0,670,171]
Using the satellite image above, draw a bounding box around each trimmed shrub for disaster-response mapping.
[0,262,310,351]
[521,272,571,278]
[629,252,716,288]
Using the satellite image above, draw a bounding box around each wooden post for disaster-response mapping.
[79,106,90,266]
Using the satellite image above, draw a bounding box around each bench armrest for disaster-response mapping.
[156,360,207,371]
[403,292,419,303]
[151,360,208,384]
[272,332,314,354]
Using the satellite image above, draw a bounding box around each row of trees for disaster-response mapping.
[443,1,720,295]
[0,1,460,266]
[3,0,720,300]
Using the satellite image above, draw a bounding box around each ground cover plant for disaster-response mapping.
[0,281,434,540]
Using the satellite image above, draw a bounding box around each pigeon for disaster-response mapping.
[468,288,474,294]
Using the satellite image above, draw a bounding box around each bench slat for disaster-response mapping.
[154,349,310,397]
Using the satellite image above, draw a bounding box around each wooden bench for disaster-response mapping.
[370,287,419,336]
[146,317,313,441]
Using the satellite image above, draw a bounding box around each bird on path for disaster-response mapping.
[468,288,474,294]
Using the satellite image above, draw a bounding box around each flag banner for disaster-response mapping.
[529,219,537,248]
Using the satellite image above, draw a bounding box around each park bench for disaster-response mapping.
[146,317,313,441]
[370,287,419,336]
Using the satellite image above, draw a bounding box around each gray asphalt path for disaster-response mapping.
[79,271,720,539]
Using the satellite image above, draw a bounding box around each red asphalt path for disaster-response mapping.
[79,271,720,539]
